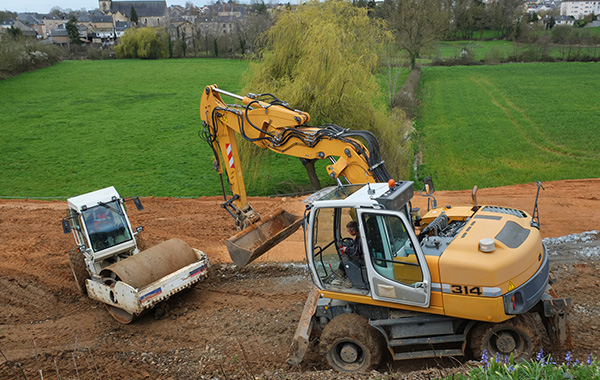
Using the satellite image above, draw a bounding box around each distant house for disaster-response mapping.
[49,24,89,46]
[561,0,600,19]
[171,17,195,41]
[2,18,37,37]
[78,12,113,30]
[197,2,247,36]
[527,4,553,14]
[555,14,576,25]
[99,0,167,27]
[17,13,45,38]
[9,13,67,39]
[114,20,135,38]
[42,14,68,38]
[49,28,70,46]
[0,18,15,32]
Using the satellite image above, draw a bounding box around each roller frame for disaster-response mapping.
[86,249,209,317]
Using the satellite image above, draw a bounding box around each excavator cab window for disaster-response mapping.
[362,213,423,286]
[310,206,368,292]
[83,201,132,252]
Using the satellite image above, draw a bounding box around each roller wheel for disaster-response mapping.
[67,247,89,295]
[469,314,539,362]
[319,313,384,373]
[106,305,136,324]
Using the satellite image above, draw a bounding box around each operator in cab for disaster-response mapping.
[341,221,364,265]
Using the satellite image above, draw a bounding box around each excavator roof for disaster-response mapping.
[68,186,120,211]
[307,181,413,211]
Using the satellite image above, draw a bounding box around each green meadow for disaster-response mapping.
[424,28,600,63]
[432,40,515,61]
[1,59,599,197]
[418,62,600,190]
[0,59,337,198]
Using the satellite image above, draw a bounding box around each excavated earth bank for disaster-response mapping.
[1,178,600,379]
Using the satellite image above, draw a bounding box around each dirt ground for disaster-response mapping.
[1,178,600,379]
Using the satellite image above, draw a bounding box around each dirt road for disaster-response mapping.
[1,179,599,379]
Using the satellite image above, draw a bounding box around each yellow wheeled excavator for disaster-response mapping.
[199,85,570,372]
[62,186,210,323]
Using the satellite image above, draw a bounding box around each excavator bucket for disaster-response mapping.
[226,208,302,267]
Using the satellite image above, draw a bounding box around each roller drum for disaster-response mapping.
[100,238,198,290]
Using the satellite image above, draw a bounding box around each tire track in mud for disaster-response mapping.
[470,77,598,160]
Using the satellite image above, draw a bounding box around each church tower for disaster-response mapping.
[99,0,112,13]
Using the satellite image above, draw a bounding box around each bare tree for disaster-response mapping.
[487,0,526,39]
[384,0,450,68]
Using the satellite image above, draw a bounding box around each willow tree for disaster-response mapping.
[240,0,407,191]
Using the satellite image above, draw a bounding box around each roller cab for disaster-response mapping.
[63,187,210,323]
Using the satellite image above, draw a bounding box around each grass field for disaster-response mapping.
[432,40,515,61]
[418,62,600,190]
[0,59,339,198]
[428,27,600,62]
[3,59,599,197]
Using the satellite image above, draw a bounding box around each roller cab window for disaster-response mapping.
[82,201,133,252]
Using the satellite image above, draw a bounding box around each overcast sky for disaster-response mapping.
[3,0,194,14]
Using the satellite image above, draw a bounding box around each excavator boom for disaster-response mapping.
[199,85,391,266]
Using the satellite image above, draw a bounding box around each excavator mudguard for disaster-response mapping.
[226,208,302,267]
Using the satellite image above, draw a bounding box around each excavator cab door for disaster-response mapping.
[357,209,431,308]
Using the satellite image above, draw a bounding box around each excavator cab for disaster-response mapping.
[306,182,432,308]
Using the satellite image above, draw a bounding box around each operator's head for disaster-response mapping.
[346,221,358,236]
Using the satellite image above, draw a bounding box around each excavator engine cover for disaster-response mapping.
[226,208,302,267]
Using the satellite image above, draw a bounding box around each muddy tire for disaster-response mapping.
[67,247,89,295]
[319,313,384,373]
[469,314,539,362]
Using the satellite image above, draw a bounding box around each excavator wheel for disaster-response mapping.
[67,247,89,295]
[319,313,384,373]
[469,314,539,362]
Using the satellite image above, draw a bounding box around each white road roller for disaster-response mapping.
[62,186,209,323]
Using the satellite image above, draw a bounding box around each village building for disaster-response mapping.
[99,0,168,27]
